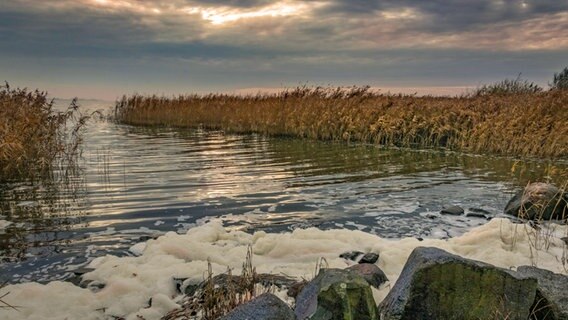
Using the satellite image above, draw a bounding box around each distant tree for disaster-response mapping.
[550,66,568,90]
[473,74,542,96]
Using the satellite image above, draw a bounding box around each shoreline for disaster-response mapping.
[1,217,566,319]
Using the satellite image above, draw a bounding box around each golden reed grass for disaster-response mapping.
[0,84,85,182]
[115,87,568,159]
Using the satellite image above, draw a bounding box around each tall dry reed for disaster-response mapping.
[114,87,568,159]
[0,83,87,182]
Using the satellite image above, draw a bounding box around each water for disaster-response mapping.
[0,100,566,283]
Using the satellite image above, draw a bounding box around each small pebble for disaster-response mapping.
[440,205,464,216]
[359,252,379,264]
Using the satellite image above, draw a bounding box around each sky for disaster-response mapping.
[0,0,567,100]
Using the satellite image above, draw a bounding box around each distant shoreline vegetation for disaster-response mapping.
[114,79,568,159]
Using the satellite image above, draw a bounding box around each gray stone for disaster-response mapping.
[517,266,568,320]
[440,205,464,215]
[72,267,95,276]
[504,183,568,220]
[359,253,379,264]
[465,211,488,219]
[379,247,537,320]
[339,251,363,261]
[294,268,378,320]
[346,263,388,289]
[220,293,295,320]
[468,207,492,215]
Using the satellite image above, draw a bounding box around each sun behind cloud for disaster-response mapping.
[183,1,320,25]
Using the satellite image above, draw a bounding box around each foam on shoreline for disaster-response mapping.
[1,218,566,320]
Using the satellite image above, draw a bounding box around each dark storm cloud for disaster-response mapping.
[0,0,567,99]
[320,0,568,30]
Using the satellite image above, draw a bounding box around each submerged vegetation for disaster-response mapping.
[115,86,568,159]
[0,83,90,182]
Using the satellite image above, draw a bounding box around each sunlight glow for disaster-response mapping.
[381,8,421,20]
[184,2,310,25]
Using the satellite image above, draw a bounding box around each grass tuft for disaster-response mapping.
[163,246,273,320]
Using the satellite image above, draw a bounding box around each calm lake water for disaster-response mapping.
[1,100,566,283]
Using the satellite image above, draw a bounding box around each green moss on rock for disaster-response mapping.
[379,247,537,320]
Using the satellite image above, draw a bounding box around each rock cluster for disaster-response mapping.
[170,185,568,319]
[222,246,567,320]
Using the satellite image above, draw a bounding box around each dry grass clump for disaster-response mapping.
[0,83,87,182]
[114,86,568,159]
[163,246,268,320]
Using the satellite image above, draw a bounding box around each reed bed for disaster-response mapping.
[114,87,568,159]
[0,83,86,182]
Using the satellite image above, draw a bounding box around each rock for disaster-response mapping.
[424,213,438,219]
[72,267,95,276]
[339,251,363,261]
[516,266,568,320]
[346,263,388,289]
[379,247,537,320]
[440,205,464,215]
[465,213,486,219]
[295,268,378,320]
[359,252,379,264]
[220,293,295,320]
[504,183,568,220]
[468,207,492,215]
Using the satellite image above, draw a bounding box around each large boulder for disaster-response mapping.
[504,183,567,220]
[220,293,295,320]
[517,266,568,320]
[379,247,537,320]
[294,268,378,320]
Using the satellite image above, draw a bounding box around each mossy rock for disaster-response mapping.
[379,247,537,320]
[517,266,568,320]
[504,183,568,220]
[295,268,378,320]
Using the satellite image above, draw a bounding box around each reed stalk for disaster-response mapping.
[0,83,89,182]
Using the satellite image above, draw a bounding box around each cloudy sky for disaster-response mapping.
[1,0,567,99]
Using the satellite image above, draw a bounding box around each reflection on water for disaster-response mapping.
[0,100,566,283]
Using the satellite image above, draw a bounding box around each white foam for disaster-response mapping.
[1,218,566,320]
[129,242,147,256]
